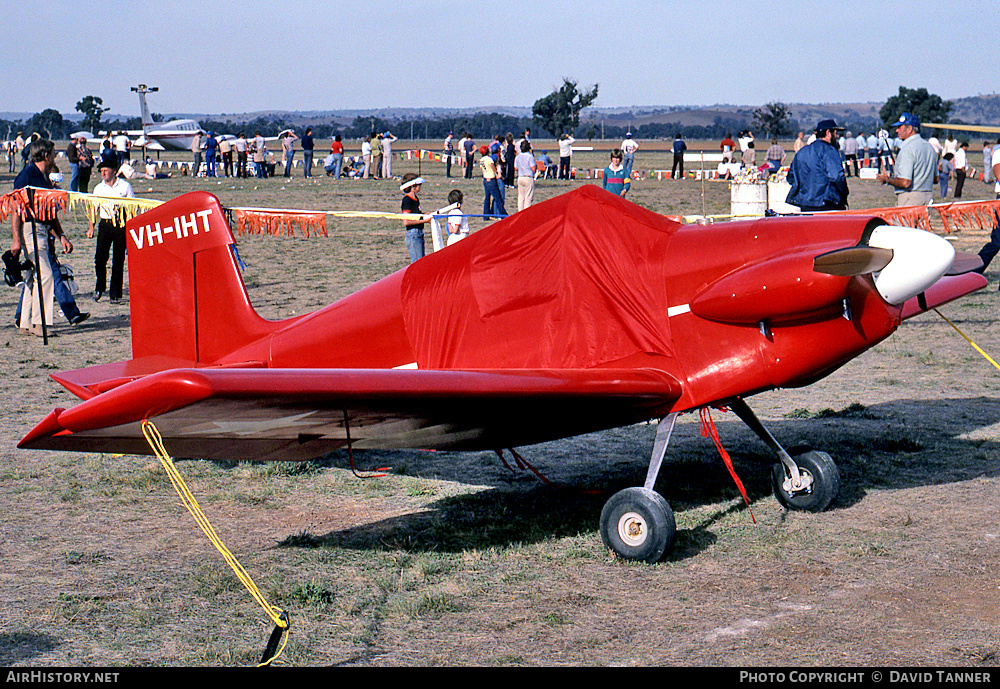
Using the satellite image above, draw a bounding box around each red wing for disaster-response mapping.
[19,367,683,461]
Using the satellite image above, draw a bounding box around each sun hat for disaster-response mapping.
[399,175,424,192]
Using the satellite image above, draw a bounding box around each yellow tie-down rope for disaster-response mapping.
[141,420,289,666]
[934,308,1000,373]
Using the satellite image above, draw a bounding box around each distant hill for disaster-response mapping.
[950,94,1000,125]
[5,94,1000,132]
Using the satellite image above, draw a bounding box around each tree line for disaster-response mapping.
[4,85,973,144]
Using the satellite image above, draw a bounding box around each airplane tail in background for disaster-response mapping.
[126,191,280,364]
[136,87,155,132]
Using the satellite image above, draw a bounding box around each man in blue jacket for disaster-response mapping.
[786,119,849,212]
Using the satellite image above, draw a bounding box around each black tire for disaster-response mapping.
[599,487,676,563]
[771,449,840,512]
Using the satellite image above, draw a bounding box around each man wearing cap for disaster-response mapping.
[11,139,89,334]
[89,158,135,304]
[877,113,937,207]
[785,119,850,212]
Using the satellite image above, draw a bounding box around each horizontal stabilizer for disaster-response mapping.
[946,251,985,276]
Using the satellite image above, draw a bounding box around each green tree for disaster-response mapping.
[752,101,793,137]
[25,109,65,139]
[879,86,953,126]
[75,95,109,133]
[532,79,599,137]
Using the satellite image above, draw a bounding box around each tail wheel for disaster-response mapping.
[771,449,840,512]
[600,487,676,563]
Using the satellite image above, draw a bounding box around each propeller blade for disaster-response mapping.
[813,247,894,276]
[946,251,984,276]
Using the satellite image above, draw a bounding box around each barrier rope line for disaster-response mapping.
[10,185,1000,232]
[933,308,1000,373]
[140,420,290,667]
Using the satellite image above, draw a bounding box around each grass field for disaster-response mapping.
[2,137,1000,667]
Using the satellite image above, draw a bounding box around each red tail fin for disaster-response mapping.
[126,191,276,363]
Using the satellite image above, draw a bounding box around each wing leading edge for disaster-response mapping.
[19,367,683,461]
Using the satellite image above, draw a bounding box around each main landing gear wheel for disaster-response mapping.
[771,448,840,512]
[600,487,676,563]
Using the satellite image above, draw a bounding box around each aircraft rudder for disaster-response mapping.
[126,191,271,363]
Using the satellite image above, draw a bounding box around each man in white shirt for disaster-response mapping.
[361,136,373,179]
[558,134,575,180]
[381,131,398,179]
[233,133,248,177]
[876,112,937,207]
[113,131,130,167]
[953,141,968,198]
[88,159,135,304]
[621,133,638,177]
[514,140,536,211]
[190,132,203,176]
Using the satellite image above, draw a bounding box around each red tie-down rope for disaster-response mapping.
[494,448,551,484]
[699,407,756,523]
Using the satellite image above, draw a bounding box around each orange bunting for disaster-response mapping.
[0,188,69,223]
[932,200,1000,234]
[234,209,328,238]
[832,204,931,231]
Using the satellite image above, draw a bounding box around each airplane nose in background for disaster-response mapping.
[867,225,955,305]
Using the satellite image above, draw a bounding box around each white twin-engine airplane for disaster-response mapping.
[109,84,292,152]
[127,84,205,152]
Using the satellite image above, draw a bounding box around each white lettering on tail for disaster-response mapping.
[131,209,214,249]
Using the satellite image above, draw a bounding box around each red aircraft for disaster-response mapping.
[18,186,986,562]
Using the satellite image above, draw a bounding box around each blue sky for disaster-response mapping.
[7,0,999,117]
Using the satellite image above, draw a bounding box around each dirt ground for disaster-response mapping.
[2,141,1000,667]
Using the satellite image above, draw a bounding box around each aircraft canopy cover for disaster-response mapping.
[400,185,681,370]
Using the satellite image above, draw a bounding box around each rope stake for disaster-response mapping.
[140,420,289,666]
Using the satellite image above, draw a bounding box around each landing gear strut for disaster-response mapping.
[598,400,842,562]
[728,398,841,513]
[600,414,678,563]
